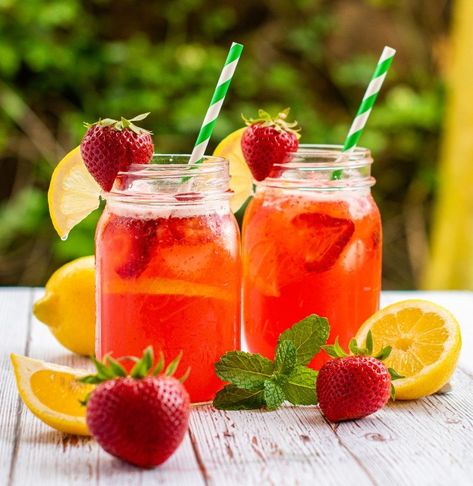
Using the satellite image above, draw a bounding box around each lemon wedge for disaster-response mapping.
[10,354,93,435]
[213,127,253,212]
[48,146,101,240]
[355,300,462,400]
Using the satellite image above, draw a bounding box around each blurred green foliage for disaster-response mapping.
[0,0,450,287]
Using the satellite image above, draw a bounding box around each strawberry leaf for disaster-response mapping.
[213,385,265,410]
[278,314,330,366]
[106,356,127,377]
[263,380,285,410]
[165,351,183,377]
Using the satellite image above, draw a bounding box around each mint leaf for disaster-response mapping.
[215,351,274,390]
[213,385,265,410]
[263,380,285,410]
[275,340,296,376]
[279,314,330,365]
[282,365,318,405]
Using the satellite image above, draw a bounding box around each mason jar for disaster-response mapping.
[95,155,241,402]
[242,145,382,369]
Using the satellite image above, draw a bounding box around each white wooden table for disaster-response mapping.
[1,289,472,486]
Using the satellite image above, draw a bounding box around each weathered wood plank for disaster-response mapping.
[189,404,373,485]
[332,366,473,485]
[0,288,33,486]
[9,289,205,486]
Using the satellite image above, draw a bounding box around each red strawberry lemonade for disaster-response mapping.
[242,146,382,369]
[96,157,241,403]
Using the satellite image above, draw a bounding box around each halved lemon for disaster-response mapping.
[213,127,253,212]
[48,146,101,240]
[355,300,462,400]
[10,354,93,435]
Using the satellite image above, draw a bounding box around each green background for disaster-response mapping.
[0,0,449,288]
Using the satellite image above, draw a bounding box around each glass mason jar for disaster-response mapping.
[95,155,241,403]
[242,145,382,369]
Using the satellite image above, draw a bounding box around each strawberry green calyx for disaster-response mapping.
[79,346,190,392]
[322,331,403,399]
[84,113,152,135]
[242,108,300,137]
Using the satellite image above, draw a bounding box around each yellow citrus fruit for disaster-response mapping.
[48,146,101,240]
[355,300,462,400]
[10,354,93,436]
[213,127,253,212]
[33,256,96,356]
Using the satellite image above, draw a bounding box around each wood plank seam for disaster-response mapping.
[188,427,210,485]
[7,289,34,486]
[322,415,378,486]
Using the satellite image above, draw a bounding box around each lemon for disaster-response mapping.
[10,354,93,436]
[213,127,253,212]
[48,146,101,240]
[355,300,462,400]
[33,256,96,356]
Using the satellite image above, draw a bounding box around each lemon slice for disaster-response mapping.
[48,146,101,240]
[355,300,462,400]
[10,354,93,435]
[104,277,234,301]
[213,127,253,212]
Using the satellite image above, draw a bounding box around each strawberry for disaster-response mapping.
[316,333,403,423]
[80,347,190,468]
[291,212,355,272]
[80,113,154,191]
[241,108,300,181]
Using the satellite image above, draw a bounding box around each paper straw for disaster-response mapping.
[332,46,396,179]
[189,42,244,165]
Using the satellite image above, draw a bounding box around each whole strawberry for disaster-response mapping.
[80,113,154,191]
[80,347,190,468]
[241,108,300,181]
[317,333,402,423]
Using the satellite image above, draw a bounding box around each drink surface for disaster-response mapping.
[242,188,382,369]
[96,203,241,402]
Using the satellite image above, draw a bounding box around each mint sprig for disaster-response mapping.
[213,314,330,411]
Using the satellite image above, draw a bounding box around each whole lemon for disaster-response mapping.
[33,256,96,355]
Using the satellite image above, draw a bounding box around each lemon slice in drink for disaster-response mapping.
[355,300,462,400]
[213,127,253,212]
[10,354,93,435]
[48,146,101,240]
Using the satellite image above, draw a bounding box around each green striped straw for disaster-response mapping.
[189,42,244,165]
[332,46,396,179]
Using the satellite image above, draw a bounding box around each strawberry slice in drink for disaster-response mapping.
[291,212,355,272]
[100,215,160,279]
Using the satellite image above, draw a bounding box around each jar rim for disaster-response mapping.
[278,144,373,170]
[118,154,228,177]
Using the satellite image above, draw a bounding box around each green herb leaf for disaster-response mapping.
[215,351,274,390]
[263,380,285,410]
[213,385,265,410]
[282,365,318,405]
[274,340,296,376]
[278,314,330,366]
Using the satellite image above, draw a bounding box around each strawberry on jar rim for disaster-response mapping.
[80,113,154,192]
[241,108,300,181]
[317,332,403,423]
[79,347,190,469]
